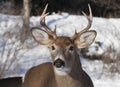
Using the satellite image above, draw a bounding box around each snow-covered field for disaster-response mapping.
[0,13,120,87]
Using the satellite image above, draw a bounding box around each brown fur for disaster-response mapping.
[22,62,93,87]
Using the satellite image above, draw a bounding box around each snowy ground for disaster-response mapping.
[0,13,120,87]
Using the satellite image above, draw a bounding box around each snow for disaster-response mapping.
[0,13,120,87]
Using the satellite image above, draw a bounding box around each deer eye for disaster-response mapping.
[51,46,55,50]
[69,46,74,51]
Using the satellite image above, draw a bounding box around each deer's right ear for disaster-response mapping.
[31,27,54,45]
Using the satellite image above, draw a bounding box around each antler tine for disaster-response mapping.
[40,4,50,32]
[78,4,93,35]
[40,4,56,38]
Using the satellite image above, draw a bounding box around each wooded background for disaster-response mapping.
[0,0,120,18]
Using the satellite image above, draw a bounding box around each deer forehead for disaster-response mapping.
[53,36,73,48]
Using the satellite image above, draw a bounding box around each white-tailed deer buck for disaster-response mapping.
[22,4,96,87]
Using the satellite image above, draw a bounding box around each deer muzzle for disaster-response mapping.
[53,58,65,68]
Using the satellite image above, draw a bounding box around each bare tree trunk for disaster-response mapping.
[20,0,31,43]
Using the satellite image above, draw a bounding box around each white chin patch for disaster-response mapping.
[54,67,71,75]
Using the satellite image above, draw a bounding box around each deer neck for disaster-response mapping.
[54,55,83,87]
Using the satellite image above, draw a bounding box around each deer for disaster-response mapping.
[22,4,96,87]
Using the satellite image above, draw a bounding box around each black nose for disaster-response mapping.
[54,58,65,68]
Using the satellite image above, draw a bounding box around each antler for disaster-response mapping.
[72,4,93,38]
[81,4,93,33]
[40,4,56,39]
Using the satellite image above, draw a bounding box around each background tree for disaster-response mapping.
[20,0,31,43]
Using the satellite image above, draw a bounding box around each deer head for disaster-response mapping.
[31,4,96,75]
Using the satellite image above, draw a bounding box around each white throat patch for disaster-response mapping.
[54,67,71,75]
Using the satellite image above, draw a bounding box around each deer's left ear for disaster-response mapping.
[74,30,97,48]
